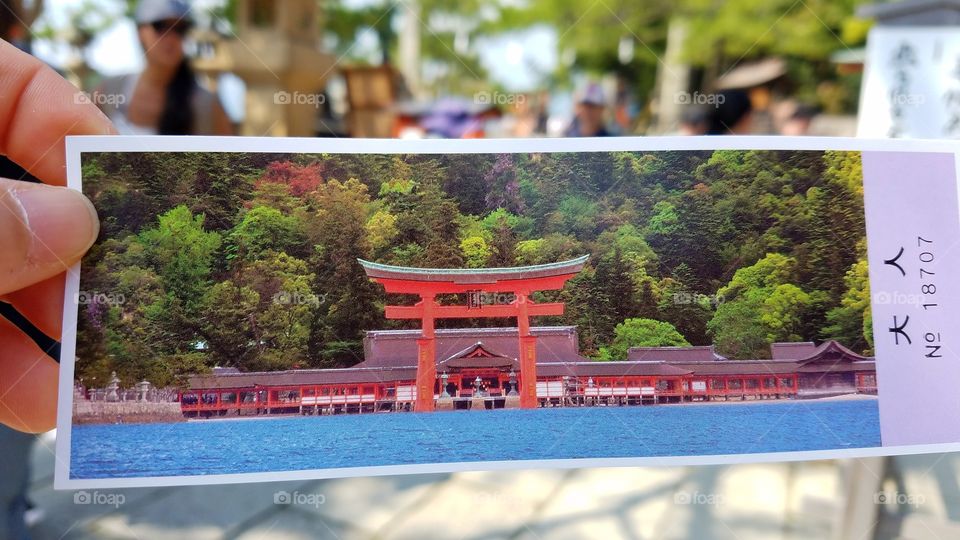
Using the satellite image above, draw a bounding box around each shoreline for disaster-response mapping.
[72,392,878,426]
[72,400,185,425]
[663,392,878,407]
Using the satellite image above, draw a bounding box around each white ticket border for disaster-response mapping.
[56,135,960,489]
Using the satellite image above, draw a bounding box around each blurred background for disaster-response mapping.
[0,0,884,139]
[3,0,960,539]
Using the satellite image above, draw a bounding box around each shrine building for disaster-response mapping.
[180,257,877,417]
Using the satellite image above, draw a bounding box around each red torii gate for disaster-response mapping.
[358,255,589,411]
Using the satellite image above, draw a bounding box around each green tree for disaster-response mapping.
[480,208,535,240]
[137,205,222,355]
[593,248,642,334]
[656,264,712,345]
[443,154,493,215]
[488,214,518,267]
[597,318,690,361]
[75,237,167,385]
[597,224,658,269]
[515,234,583,265]
[801,151,865,300]
[227,206,305,263]
[138,205,222,305]
[561,266,613,354]
[515,238,547,265]
[188,153,255,232]
[646,184,732,289]
[707,292,771,359]
[823,259,872,353]
[636,279,660,320]
[460,235,492,268]
[366,209,399,257]
[420,182,465,267]
[708,253,817,358]
[200,281,260,368]
[548,195,601,239]
[306,179,384,367]
[162,353,210,387]
[719,252,794,297]
[380,172,464,267]
[760,284,817,343]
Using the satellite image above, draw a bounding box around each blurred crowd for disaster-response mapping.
[391,82,827,140]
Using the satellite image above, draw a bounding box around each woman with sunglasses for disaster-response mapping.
[95,0,233,135]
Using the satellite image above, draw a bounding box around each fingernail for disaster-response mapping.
[13,186,99,266]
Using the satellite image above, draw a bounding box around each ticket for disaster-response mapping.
[52,136,960,488]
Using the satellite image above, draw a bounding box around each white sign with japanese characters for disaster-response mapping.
[858,26,960,138]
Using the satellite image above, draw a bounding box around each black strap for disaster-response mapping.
[0,301,61,363]
[1,159,58,360]
[0,156,39,183]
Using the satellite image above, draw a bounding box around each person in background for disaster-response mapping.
[677,104,710,136]
[565,82,612,137]
[534,90,550,135]
[94,0,232,135]
[0,0,37,54]
[612,78,637,134]
[706,89,753,135]
[779,102,819,136]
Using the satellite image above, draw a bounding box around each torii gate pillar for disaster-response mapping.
[414,294,437,412]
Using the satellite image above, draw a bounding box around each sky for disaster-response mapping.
[30,0,561,122]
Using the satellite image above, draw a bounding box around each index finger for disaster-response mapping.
[0,39,116,187]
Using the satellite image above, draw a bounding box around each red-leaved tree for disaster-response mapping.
[256,161,325,197]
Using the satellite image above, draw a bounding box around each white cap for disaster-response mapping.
[577,82,606,106]
[134,0,192,25]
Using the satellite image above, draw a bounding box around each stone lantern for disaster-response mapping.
[137,380,152,402]
[106,372,120,402]
[193,0,335,136]
[440,372,450,398]
[507,370,518,396]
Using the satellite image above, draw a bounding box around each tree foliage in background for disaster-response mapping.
[597,318,690,361]
[680,0,869,63]
[421,0,868,109]
[77,149,871,386]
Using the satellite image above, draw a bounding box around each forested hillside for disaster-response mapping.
[76,150,871,386]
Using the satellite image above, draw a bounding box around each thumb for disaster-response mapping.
[0,178,99,296]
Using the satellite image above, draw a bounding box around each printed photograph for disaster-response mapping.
[68,147,879,480]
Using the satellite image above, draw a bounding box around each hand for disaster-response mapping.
[0,40,115,433]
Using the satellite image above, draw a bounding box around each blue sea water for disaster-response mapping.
[70,399,881,479]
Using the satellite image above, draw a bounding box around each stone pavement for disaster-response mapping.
[23,431,960,540]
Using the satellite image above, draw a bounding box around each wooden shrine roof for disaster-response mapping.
[357,255,589,284]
